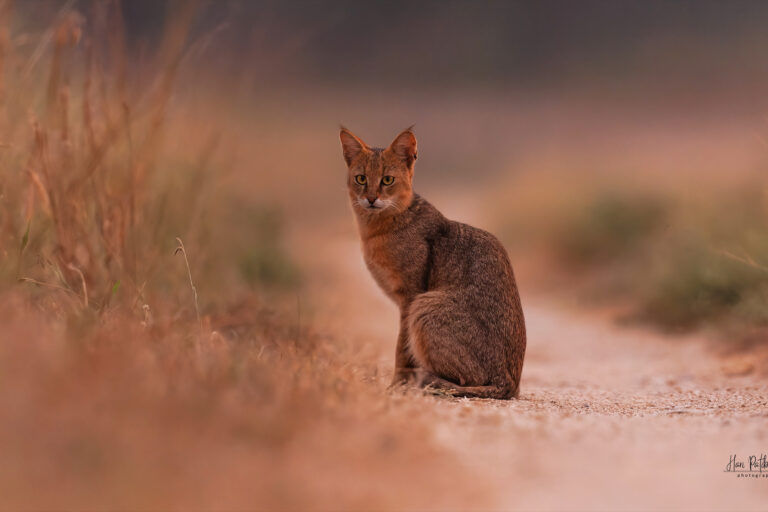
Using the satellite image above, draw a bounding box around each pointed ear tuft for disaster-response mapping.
[388,128,417,167]
[340,128,368,166]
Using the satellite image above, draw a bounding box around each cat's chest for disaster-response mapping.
[362,234,426,304]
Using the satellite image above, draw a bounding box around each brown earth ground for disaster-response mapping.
[287,189,768,511]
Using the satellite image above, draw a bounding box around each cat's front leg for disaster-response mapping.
[390,311,417,386]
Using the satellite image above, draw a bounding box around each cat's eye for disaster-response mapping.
[354,175,367,185]
[382,176,395,186]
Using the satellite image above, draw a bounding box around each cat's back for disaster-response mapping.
[431,219,519,298]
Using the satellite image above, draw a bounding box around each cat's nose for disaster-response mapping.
[366,197,377,206]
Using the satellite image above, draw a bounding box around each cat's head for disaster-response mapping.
[339,127,417,216]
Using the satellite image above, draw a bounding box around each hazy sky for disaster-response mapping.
[22,1,768,90]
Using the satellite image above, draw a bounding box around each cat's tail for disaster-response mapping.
[420,372,518,400]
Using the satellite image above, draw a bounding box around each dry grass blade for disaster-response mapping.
[15,221,30,280]
[66,263,88,308]
[18,276,77,297]
[22,0,76,77]
[175,237,201,328]
[714,248,768,274]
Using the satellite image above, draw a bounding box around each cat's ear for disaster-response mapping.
[340,128,368,166]
[388,127,417,167]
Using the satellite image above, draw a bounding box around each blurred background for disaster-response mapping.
[102,0,768,336]
[3,1,768,510]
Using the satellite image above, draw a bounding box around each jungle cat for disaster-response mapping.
[340,127,526,399]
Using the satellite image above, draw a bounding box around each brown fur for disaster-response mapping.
[340,127,526,399]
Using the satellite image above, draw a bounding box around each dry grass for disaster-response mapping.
[0,290,484,510]
[2,2,186,305]
[0,4,487,510]
[1,1,298,304]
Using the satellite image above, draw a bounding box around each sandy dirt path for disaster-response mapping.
[287,196,768,511]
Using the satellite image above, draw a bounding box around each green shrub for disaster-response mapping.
[554,192,667,267]
[233,205,300,289]
[541,184,768,336]
[639,239,768,330]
